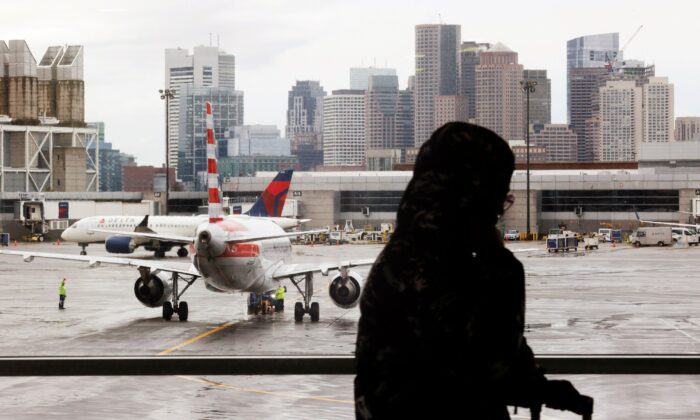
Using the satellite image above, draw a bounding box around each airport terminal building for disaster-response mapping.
[221,168,698,234]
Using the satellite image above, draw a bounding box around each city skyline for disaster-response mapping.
[5,0,700,165]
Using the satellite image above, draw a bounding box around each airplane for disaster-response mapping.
[0,102,372,323]
[61,169,309,258]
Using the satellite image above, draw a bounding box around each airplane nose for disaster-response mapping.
[61,228,72,241]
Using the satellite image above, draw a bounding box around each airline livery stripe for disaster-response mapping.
[208,188,220,204]
[205,100,222,223]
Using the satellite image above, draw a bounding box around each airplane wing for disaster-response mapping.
[272,258,375,279]
[0,249,200,277]
[89,229,193,244]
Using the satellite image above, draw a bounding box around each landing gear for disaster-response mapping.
[290,272,320,323]
[79,243,88,256]
[294,302,304,322]
[161,272,197,322]
[177,247,188,258]
[154,249,166,258]
[162,301,173,321]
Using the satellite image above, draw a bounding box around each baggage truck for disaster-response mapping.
[630,227,673,247]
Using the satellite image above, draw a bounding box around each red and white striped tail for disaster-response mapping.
[205,101,223,223]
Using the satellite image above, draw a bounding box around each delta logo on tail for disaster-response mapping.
[246,169,293,217]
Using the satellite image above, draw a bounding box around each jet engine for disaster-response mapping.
[328,270,363,309]
[133,272,172,307]
[106,236,136,254]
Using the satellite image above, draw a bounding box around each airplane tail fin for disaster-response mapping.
[134,215,155,233]
[246,169,293,217]
[205,101,223,223]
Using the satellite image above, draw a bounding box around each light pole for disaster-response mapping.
[159,89,174,215]
[520,80,537,239]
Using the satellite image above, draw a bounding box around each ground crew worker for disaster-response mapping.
[58,278,67,309]
[275,285,286,312]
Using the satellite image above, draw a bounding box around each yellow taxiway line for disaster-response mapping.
[158,319,353,406]
[157,321,237,356]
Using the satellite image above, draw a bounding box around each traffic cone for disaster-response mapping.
[56,239,60,246]
[612,240,616,248]
[12,240,17,247]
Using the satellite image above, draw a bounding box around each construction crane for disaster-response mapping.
[605,25,644,72]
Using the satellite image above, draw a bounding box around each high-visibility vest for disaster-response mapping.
[59,283,66,296]
[275,287,285,300]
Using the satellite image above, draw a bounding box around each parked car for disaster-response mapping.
[504,229,520,241]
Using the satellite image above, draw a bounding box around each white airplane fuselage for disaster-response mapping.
[194,217,290,293]
[61,214,301,244]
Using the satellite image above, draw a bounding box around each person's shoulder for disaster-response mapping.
[493,246,524,270]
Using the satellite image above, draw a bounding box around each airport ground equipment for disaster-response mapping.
[630,226,673,248]
[0,233,9,247]
[547,229,578,253]
[16,193,49,242]
[671,227,700,246]
[583,235,599,250]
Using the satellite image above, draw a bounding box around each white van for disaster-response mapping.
[671,227,700,246]
[630,227,673,247]
[598,228,611,242]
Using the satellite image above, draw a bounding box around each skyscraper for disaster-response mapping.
[531,124,578,162]
[365,75,414,153]
[568,67,609,160]
[322,90,366,167]
[164,45,236,169]
[567,33,619,160]
[475,43,524,141]
[643,77,674,143]
[598,80,642,161]
[349,67,396,91]
[675,117,700,141]
[460,41,490,121]
[414,24,461,146]
[177,86,243,190]
[228,125,290,157]
[523,69,551,125]
[286,81,326,170]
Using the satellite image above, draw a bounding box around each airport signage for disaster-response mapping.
[293,191,302,197]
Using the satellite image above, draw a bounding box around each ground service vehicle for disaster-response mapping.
[504,229,520,241]
[671,228,700,245]
[630,227,673,247]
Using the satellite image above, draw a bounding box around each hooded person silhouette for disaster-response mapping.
[354,123,591,419]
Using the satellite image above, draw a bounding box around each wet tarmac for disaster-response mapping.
[1,241,700,418]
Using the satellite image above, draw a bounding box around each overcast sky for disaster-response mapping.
[4,0,699,165]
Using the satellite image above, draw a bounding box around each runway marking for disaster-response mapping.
[158,321,237,355]
[660,319,700,344]
[177,375,353,404]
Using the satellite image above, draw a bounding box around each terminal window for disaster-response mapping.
[542,189,679,212]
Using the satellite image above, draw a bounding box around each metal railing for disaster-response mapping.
[1,355,700,376]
